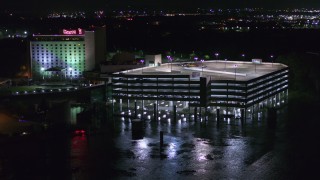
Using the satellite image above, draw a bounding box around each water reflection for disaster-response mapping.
[70,131,88,179]
[0,103,292,179]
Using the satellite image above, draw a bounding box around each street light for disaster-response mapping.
[167,55,171,68]
[255,62,257,73]
[140,59,144,74]
[169,57,173,72]
[234,64,238,80]
[270,55,274,67]
[200,59,204,73]
[241,54,245,61]
[224,59,227,71]
[215,53,219,61]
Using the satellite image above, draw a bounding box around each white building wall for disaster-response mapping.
[84,31,95,71]
[145,54,162,67]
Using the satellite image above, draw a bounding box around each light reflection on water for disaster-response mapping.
[0,104,289,180]
[110,116,276,179]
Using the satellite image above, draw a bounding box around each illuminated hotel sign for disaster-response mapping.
[62,28,84,35]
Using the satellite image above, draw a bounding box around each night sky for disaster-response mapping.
[1,0,320,12]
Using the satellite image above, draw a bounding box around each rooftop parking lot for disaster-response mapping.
[122,60,287,81]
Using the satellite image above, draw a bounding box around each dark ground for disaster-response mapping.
[0,101,319,179]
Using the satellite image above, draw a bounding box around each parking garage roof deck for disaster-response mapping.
[115,60,288,81]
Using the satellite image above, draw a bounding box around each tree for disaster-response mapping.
[277,53,320,101]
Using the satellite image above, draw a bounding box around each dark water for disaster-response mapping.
[0,105,319,180]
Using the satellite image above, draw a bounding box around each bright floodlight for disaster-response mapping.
[40,67,45,71]
[69,67,73,71]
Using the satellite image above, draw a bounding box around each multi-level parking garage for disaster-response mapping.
[111,60,289,121]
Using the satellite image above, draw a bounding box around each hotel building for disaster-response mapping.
[30,27,106,79]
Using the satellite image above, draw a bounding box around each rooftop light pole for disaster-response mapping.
[224,59,227,71]
[215,53,219,60]
[140,59,144,74]
[215,53,219,64]
[255,62,257,73]
[194,57,198,69]
[167,55,171,68]
[201,59,204,73]
[169,56,173,72]
[241,53,245,61]
[270,55,274,67]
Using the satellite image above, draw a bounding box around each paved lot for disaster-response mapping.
[124,60,287,81]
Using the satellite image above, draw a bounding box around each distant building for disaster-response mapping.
[30,27,106,79]
[145,54,162,67]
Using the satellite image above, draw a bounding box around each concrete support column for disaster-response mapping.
[141,100,144,120]
[153,103,157,121]
[241,108,245,124]
[134,101,137,119]
[169,101,173,107]
[127,99,130,114]
[120,99,123,112]
[216,109,220,124]
[173,105,177,122]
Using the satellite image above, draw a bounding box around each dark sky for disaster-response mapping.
[2,0,320,12]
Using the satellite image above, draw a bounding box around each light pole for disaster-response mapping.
[200,59,204,73]
[140,59,144,74]
[224,59,227,71]
[234,64,238,80]
[40,67,45,80]
[241,54,245,61]
[170,57,173,72]
[215,53,219,60]
[255,63,257,73]
[167,55,171,68]
[270,55,274,67]
[167,56,173,71]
